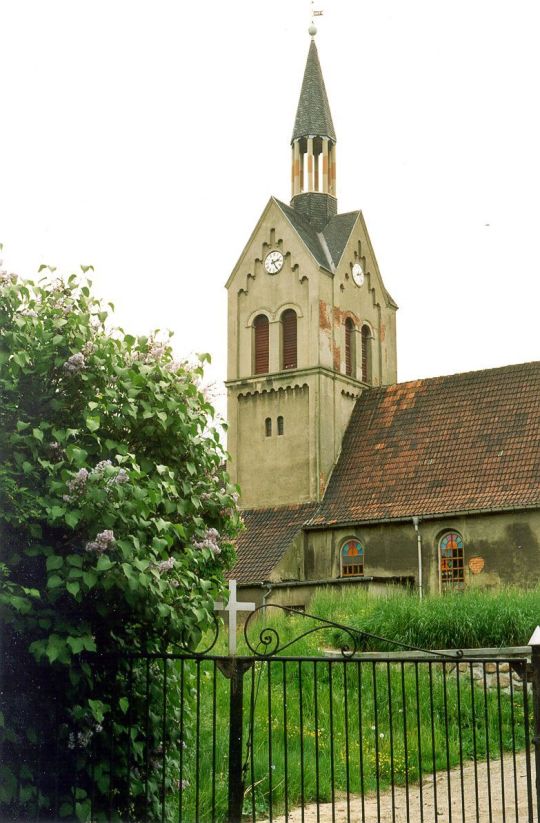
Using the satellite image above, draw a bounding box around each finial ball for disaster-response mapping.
[308,24,317,37]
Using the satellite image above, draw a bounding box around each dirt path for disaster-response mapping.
[265,752,535,822]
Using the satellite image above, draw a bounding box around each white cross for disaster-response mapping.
[214,579,256,656]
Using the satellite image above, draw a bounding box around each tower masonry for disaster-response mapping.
[225,31,398,509]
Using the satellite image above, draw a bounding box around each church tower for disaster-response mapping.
[225,29,398,510]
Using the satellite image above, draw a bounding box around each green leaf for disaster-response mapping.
[119,697,129,714]
[46,635,65,663]
[83,571,98,589]
[32,427,44,442]
[22,461,33,474]
[85,415,100,432]
[46,555,63,571]
[47,575,63,589]
[66,581,80,597]
[67,554,83,567]
[49,505,65,520]
[16,420,30,431]
[65,511,80,528]
[65,445,88,466]
[88,699,107,723]
[96,555,113,571]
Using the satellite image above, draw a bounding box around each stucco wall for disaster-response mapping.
[304,510,540,595]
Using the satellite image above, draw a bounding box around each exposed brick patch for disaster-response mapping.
[319,299,331,331]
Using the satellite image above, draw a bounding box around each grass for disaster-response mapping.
[308,585,540,651]
[169,589,535,820]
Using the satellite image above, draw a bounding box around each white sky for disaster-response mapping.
[2,0,539,423]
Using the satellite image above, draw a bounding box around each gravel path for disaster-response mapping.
[264,752,536,822]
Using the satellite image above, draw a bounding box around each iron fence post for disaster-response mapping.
[530,629,540,818]
[216,658,253,823]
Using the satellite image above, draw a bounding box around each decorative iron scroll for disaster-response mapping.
[243,604,464,660]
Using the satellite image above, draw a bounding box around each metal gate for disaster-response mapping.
[24,605,539,822]
[105,605,538,823]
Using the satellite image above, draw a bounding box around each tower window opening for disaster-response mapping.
[361,324,372,384]
[253,314,269,375]
[345,318,356,377]
[281,309,297,370]
[265,417,272,437]
[277,416,284,435]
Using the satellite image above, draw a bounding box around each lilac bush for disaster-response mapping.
[0,268,240,821]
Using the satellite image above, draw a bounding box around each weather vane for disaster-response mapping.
[310,0,323,36]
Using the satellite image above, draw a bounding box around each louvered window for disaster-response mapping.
[281,309,297,370]
[345,318,355,377]
[361,325,371,383]
[254,314,269,374]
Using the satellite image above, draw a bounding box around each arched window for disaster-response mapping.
[265,417,272,437]
[439,531,465,591]
[277,416,284,435]
[254,314,269,375]
[345,317,355,377]
[340,539,365,577]
[281,309,297,370]
[361,325,372,383]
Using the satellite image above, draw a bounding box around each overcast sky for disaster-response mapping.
[2,0,539,422]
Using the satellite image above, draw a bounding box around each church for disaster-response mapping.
[224,28,540,608]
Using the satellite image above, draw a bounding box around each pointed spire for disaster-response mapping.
[292,38,336,143]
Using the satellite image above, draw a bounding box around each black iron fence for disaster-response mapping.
[8,608,540,822]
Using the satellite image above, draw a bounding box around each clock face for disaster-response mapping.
[352,262,364,287]
[264,250,284,275]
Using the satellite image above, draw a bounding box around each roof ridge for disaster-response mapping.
[383,360,540,392]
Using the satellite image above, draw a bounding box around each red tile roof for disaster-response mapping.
[228,503,318,584]
[309,362,540,526]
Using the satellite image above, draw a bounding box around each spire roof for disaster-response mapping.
[292,39,336,143]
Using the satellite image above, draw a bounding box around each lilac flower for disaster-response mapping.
[170,579,180,589]
[93,459,112,476]
[67,468,89,496]
[63,352,86,375]
[193,528,221,556]
[106,467,128,486]
[85,529,116,554]
[156,557,175,573]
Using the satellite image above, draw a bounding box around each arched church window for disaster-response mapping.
[340,539,365,577]
[265,417,272,437]
[281,309,297,370]
[345,317,356,377]
[277,416,284,435]
[439,531,465,591]
[254,314,269,375]
[361,325,372,384]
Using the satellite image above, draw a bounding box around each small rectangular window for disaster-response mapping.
[277,416,284,435]
[265,417,272,437]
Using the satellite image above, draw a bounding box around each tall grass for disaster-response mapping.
[307,585,540,651]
